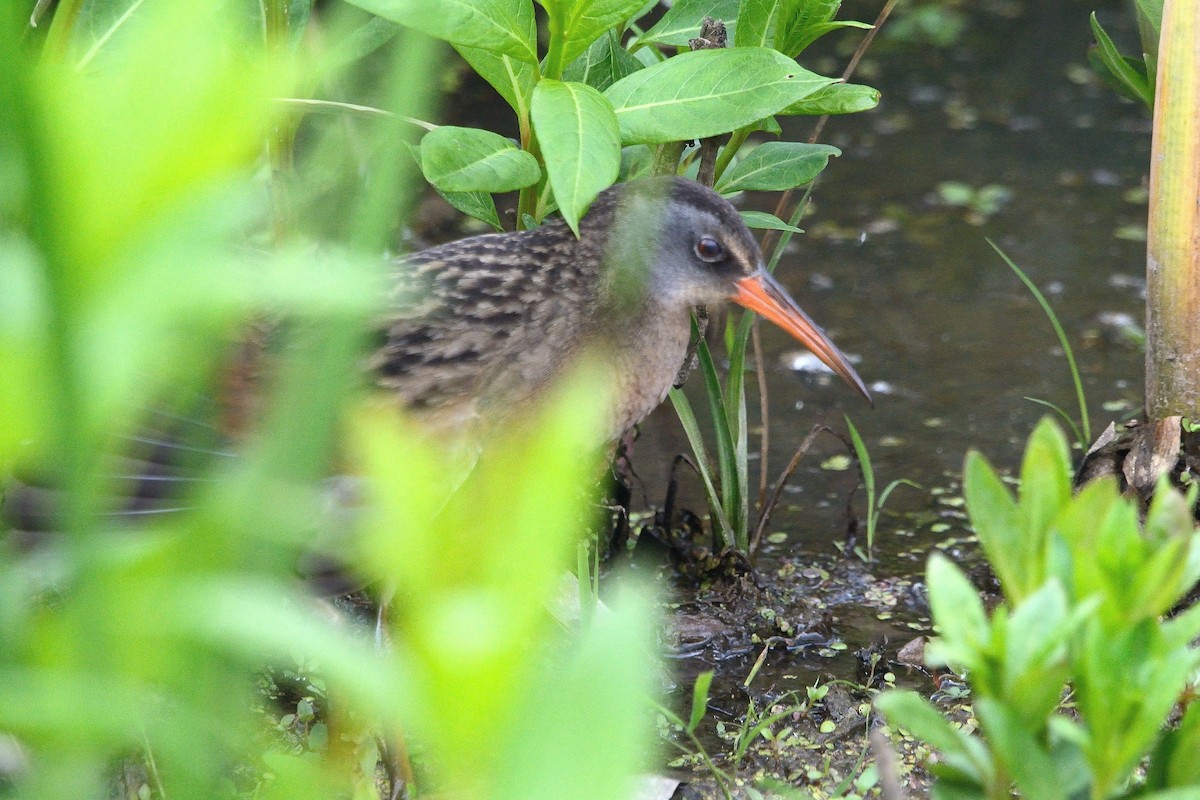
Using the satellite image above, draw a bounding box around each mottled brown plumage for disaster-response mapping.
[369,176,868,442]
[2,177,868,542]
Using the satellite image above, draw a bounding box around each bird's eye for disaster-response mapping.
[694,236,725,262]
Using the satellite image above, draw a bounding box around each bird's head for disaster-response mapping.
[595,177,871,404]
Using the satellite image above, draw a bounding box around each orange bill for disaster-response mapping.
[733,269,872,404]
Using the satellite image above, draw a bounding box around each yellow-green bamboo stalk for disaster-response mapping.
[1146,0,1200,418]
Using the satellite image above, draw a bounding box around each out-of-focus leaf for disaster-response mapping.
[494,580,659,800]
[605,48,835,144]
[974,699,1065,800]
[531,79,620,235]
[420,126,541,192]
[925,553,989,667]
[347,0,538,63]
[874,691,992,784]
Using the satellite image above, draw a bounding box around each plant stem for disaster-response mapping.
[711,126,750,184]
[1145,0,1200,419]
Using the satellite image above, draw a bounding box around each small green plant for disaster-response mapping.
[347,0,877,233]
[877,418,1200,799]
[1088,1,1162,110]
[990,240,1092,451]
[3,3,660,799]
[844,415,920,562]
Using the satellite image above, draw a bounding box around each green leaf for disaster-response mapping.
[778,20,872,58]
[963,449,1025,602]
[736,0,869,55]
[455,45,538,120]
[714,142,839,193]
[874,691,993,785]
[436,187,503,231]
[420,126,541,193]
[1015,418,1072,584]
[779,82,880,116]
[692,318,745,547]
[734,0,786,48]
[347,0,539,64]
[605,47,835,144]
[668,388,736,546]
[687,670,714,733]
[530,80,621,235]
[563,31,644,92]
[537,0,647,68]
[926,553,989,665]
[738,210,802,234]
[637,0,740,46]
[1089,12,1152,110]
[974,699,1066,800]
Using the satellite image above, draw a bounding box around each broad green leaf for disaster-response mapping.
[605,47,835,144]
[963,449,1025,602]
[531,80,621,235]
[1003,582,1073,725]
[420,126,541,193]
[347,0,538,64]
[779,82,880,116]
[926,553,989,663]
[738,210,802,234]
[436,187,503,231]
[714,142,839,193]
[687,671,714,734]
[1089,12,1152,109]
[734,0,787,48]
[874,691,992,784]
[538,0,647,68]
[455,44,538,120]
[494,582,658,800]
[1016,418,1072,574]
[974,699,1066,800]
[637,0,740,46]
[563,31,644,92]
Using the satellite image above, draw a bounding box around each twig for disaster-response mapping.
[750,424,830,554]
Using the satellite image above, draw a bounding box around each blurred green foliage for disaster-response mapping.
[0,2,659,798]
[878,419,1200,799]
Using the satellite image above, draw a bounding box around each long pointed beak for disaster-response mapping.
[733,269,872,405]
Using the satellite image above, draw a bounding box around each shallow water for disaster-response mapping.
[640,0,1147,567]
[630,0,1152,697]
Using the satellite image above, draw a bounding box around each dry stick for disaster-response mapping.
[750,425,830,554]
[752,0,898,526]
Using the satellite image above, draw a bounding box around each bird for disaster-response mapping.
[370,175,869,443]
[2,176,869,545]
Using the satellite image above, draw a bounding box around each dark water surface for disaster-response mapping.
[625,0,1153,696]
[639,0,1149,565]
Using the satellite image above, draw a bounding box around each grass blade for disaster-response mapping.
[669,387,735,547]
[989,239,1091,447]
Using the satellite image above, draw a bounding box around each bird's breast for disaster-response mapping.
[604,304,694,439]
